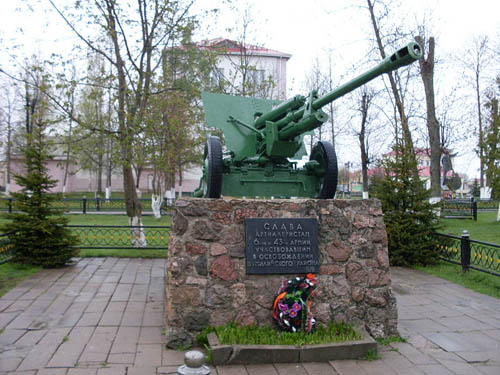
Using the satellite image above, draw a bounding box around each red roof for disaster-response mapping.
[368,165,459,178]
[197,38,292,59]
[383,148,452,158]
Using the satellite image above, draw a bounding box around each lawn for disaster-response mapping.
[439,211,500,244]
[415,261,500,299]
[0,213,171,296]
[0,262,42,297]
[416,211,500,299]
[0,213,172,227]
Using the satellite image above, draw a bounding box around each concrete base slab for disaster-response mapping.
[208,327,377,365]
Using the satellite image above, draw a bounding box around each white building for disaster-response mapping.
[199,38,291,100]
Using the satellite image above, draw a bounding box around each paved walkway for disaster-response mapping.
[0,260,499,375]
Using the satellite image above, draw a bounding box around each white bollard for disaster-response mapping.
[177,350,210,375]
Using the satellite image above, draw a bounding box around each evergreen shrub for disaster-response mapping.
[2,119,78,267]
[372,145,440,266]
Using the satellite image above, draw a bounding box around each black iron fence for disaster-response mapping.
[0,225,170,263]
[441,199,477,220]
[435,231,500,277]
[476,199,500,210]
[67,225,170,250]
[0,231,14,265]
[0,197,176,214]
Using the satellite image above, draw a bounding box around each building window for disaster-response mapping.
[211,68,225,86]
[250,69,265,86]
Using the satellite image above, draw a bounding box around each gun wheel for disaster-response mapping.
[202,136,223,198]
[310,141,338,199]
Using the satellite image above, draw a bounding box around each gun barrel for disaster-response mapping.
[254,95,306,129]
[313,42,422,109]
[273,42,422,134]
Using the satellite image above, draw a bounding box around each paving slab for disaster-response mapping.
[1,260,499,375]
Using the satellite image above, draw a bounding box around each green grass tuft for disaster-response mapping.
[77,249,167,258]
[0,262,42,297]
[360,348,380,361]
[415,261,500,299]
[440,212,500,244]
[376,335,407,346]
[197,321,362,348]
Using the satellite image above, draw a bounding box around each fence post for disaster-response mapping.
[460,230,470,273]
[472,200,477,221]
[83,197,87,214]
[96,197,101,212]
[8,198,12,213]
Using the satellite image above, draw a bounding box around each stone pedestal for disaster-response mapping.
[165,198,397,348]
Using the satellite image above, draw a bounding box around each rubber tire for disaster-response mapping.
[204,136,223,198]
[310,141,338,199]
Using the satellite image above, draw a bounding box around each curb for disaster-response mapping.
[208,327,377,365]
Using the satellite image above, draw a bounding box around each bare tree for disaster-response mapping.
[366,0,417,165]
[458,36,491,189]
[358,90,373,197]
[415,35,440,198]
[49,0,196,244]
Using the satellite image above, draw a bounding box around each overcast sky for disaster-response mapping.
[1,0,499,179]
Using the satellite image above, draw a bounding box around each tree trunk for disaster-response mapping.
[105,1,143,245]
[476,70,484,188]
[366,0,417,169]
[359,93,370,196]
[415,36,441,198]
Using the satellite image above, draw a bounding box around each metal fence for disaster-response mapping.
[441,200,477,220]
[435,231,500,277]
[67,225,170,250]
[0,225,170,263]
[476,199,500,210]
[0,197,176,215]
[0,231,14,265]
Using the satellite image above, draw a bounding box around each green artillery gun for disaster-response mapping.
[193,42,422,199]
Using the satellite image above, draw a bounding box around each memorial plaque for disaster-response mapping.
[245,218,319,274]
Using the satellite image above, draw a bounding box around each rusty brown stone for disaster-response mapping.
[235,308,256,326]
[169,257,191,276]
[176,286,201,306]
[332,274,349,296]
[368,205,383,216]
[193,220,219,241]
[185,241,208,256]
[210,243,228,256]
[169,238,184,256]
[210,310,233,327]
[209,255,238,281]
[351,286,365,302]
[234,208,259,223]
[175,199,190,207]
[353,214,374,229]
[172,214,188,236]
[368,269,390,287]
[183,205,206,217]
[320,264,344,275]
[312,302,331,324]
[221,227,243,245]
[285,202,302,212]
[371,229,388,245]
[230,283,246,305]
[211,211,232,225]
[366,289,387,307]
[377,249,390,268]
[325,239,352,262]
[346,263,368,285]
[208,199,234,212]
